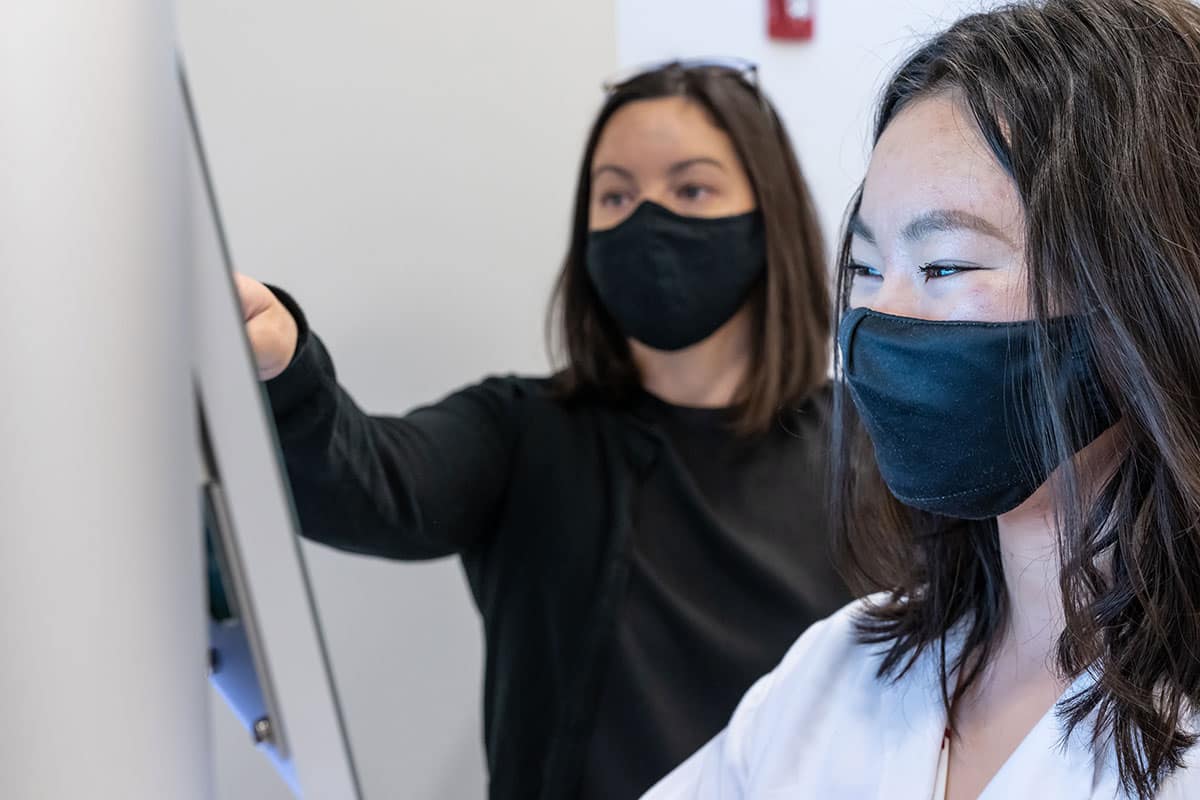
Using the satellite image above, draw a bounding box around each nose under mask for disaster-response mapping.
[585,200,766,351]
[838,306,1119,519]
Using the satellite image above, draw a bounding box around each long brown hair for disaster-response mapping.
[832,1,1200,796]
[547,62,828,435]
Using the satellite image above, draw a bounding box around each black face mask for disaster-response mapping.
[585,200,766,351]
[838,307,1118,520]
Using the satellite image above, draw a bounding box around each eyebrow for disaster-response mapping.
[850,209,1013,246]
[848,213,876,245]
[591,157,726,182]
[591,164,635,182]
[667,157,726,176]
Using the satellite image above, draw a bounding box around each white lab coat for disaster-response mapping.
[643,597,1199,799]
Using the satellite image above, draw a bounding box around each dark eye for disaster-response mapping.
[677,184,711,201]
[599,191,628,208]
[918,263,976,281]
[845,261,882,280]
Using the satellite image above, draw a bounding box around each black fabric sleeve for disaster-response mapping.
[263,287,525,560]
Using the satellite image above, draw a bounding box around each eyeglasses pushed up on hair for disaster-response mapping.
[601,56,761,95]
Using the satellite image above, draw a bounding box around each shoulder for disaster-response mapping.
[401,375,558,436]
[753,593,889,705]
[471,374,620,407]
[433,375,627,449]
[469,374,553,400]
[644,594,925,799]
[725,594,903,761]
[774,593,870,666]
[469,374,641,425]
[433,374,558,410]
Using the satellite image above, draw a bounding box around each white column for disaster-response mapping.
[0,2,211,799]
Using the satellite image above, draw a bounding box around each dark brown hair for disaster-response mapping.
[832,1,1200,796]
[547,62,828,435]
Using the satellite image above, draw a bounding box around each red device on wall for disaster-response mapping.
[768,0,815,41]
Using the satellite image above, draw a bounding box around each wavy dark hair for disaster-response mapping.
[548,62,828,435]
[831,1,1200,796]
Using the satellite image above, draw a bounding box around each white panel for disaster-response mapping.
[189,68,361,797]
[0,2,210,798]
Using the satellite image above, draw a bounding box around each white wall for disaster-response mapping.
[177,2,616,799]
[2,3,209,798]
[617,0,1006,256]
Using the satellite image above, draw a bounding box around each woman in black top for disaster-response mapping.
[237,60,848,799]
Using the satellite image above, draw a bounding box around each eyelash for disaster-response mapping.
[844,262,978,282]
[599,191,629,207]
[845,261,881,279]
[598,186,712,208]
[917,263,977,281]
[677,183,712,201]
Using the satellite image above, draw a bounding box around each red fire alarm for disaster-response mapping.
[769,0,815,41]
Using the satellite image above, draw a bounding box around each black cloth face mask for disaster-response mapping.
[838,307,1118,519]
[586,200,766,351]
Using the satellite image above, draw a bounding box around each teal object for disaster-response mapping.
[205,502,234,622]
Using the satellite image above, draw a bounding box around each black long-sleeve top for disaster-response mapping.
[264,290,850,799]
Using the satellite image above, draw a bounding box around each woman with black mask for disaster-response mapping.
[645,2,1200,799]
[236,60,848,800]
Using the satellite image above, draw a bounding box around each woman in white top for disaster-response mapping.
[643,1,1200,798]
